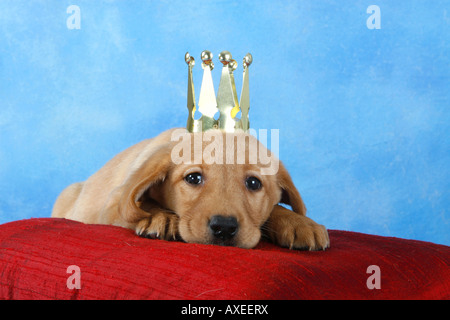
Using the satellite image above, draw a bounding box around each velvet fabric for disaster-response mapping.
[0,218,448,299]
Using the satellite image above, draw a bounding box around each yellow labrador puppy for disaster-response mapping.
[52,128,329,250]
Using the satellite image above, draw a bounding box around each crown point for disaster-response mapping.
[185,52,195,66]
[219,51,232,65]
[243,53,253,67]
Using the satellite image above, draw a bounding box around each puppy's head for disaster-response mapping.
[122,129,305,249]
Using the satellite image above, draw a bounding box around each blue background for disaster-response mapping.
[0,1,448,245]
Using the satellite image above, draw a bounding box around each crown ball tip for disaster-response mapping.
[219,51,232,64]
[243,53,253,67]
[201,50,214,70]
[229,59,237,71]
[201,50,213,62]
[185,52,195,66]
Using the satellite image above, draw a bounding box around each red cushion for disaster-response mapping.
[0,218,449,300]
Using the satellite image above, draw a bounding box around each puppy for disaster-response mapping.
[52,128,329,250]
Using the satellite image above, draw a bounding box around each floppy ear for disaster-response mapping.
[277,162,307,216]
[119,144,174,224]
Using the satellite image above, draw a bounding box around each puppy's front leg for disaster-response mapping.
[134,201,180,241]
[264,205,330,250]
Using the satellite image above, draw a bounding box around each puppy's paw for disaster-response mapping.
[265,206,330,251]
[135,211,179,241]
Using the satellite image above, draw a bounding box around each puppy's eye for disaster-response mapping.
[245,176,262,191]
[184,172,203,186]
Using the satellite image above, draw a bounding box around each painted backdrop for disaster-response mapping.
[0,0,448,245]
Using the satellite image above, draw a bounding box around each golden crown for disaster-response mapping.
[185,50,252,133]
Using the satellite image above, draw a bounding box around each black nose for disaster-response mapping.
[209,215,238,241]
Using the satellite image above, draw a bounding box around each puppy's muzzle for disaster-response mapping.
[209,215,238,244]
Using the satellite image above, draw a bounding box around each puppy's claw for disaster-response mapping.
[144,232,159,240]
